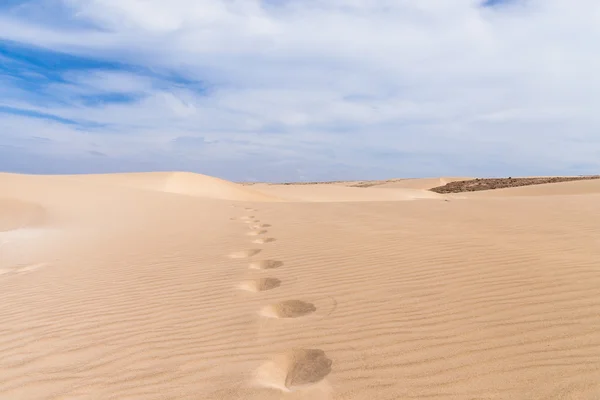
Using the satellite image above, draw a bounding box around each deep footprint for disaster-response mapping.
[256,349,333,391]
[252,237,276,244]
[228,249,261,259]
[247,230,267,236]
[250,223,271,229]
[238,278,281,292]
[249,260,284,270]
[260,300,316,319]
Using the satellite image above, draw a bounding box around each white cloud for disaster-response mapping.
[57,70,154,94]
[1,0,600,180]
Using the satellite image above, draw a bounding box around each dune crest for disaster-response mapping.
[163,172,283,202]
[70,172,462,203]
[73,171,284,202]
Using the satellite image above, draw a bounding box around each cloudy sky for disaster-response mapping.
[1,0,599,182]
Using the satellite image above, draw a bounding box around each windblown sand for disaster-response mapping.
[1,172,599,399]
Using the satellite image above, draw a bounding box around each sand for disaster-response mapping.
[1,171,599,399]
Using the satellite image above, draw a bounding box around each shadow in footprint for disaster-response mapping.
[252,237,276,244]
[229,249,261,259]
[256,349,333,391]
[261,300,316,319]
[247,230,267,236]
[238,278,281,292]
[251,224,271,229]
[249,260,284,270]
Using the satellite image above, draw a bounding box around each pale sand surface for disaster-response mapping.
[372,177,473,190]
[250,184,444,202]
[1,172,600,399]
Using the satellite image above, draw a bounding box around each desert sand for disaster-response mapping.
[1,171,600,399]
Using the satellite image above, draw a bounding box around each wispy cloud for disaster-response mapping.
[1,0,599,181]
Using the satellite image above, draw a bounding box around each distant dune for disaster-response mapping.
[366,176,472,190]
[74,171,285,202]
[1,171,599,399]
[250,183,444,202]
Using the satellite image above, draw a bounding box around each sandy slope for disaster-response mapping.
[1,172,600,399]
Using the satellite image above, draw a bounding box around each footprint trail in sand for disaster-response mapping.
[229,208,333,394]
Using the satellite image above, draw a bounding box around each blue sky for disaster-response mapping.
[1,0,600,182]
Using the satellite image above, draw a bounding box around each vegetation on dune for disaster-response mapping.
[430,176,600,193]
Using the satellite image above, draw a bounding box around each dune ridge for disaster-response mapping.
[1,172,599,399]
[69,171,284,202]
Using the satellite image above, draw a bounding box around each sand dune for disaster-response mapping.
[1,172,600,399]
[74,171,284,202]
[75,172,448,203]
[163,172,283,202]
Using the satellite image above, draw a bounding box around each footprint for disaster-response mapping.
[228,249,261,259]
[252,237,276,244]
[238,278,281,292]
[256,349,332,392]
[247,230,267,236]
[249,260,283,270]
[231,216,258,223]
[250,224,271,229]
[260,300,316,319]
